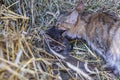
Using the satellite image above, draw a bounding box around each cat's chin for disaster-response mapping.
[62,31,81,39]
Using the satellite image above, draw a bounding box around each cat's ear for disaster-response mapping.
[76,1,85,13]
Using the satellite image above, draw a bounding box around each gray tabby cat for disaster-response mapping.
[57,1,120,76]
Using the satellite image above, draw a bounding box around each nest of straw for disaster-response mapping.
[0,0,120,80]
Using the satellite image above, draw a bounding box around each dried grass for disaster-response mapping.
[0,0,120,80]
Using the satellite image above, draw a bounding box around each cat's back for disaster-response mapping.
[86,11,120,41]
[84,11,120,58]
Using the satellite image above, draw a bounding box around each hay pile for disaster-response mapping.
[0,0,120,80]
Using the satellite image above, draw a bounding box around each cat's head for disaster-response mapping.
[56,1,86,39]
